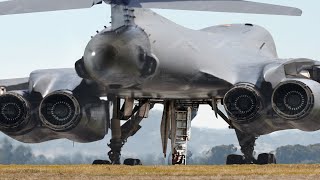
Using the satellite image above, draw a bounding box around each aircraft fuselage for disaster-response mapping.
[83,9,278,100]
[81,9,320,136]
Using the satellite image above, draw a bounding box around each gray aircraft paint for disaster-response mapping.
[29,69,83,97]
[0,1,320,144]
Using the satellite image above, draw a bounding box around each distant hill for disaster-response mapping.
[1,109,320,164]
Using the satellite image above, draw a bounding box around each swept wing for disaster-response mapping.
[0,0,301,16]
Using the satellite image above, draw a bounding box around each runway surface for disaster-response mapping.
[0,164,319,179]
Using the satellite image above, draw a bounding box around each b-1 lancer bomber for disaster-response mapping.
[0,0,317,165]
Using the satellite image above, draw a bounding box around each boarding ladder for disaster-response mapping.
[172,107,192,165]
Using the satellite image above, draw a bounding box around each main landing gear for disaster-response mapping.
[93,97,151,165]
[210,99,277,165]
[226,129,276,165]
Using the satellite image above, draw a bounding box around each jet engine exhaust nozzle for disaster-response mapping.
[0,92,31,132]
[224,84,262,123]
[39,91,81,132]
[272,81,313,120]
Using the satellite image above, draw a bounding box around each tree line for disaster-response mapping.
[188,144,320,164]
[0,138,320,164]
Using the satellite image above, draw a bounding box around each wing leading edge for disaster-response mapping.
[0,77,29,91]
[135,0,302,16]
[0,0,302,16]
[0,0,103,15]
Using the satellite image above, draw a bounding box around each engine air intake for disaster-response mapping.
[39,91,81,131]
[224,84,262,123]
[272,81,313,120]
[0,92,30,131]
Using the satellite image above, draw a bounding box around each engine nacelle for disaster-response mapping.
[272,79,320,131]
[0,91,35,135]
[39,91,81,132]
[38,90,108,142]
[223,83,263,124]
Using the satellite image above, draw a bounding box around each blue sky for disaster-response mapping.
[0,0,319,128]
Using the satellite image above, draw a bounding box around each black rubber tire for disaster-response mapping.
[123,158,142,166]
[257,153,277,165]
[92,160,111,165]
[226,154,245,165]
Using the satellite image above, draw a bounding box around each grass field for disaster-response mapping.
[0,164,319,180]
